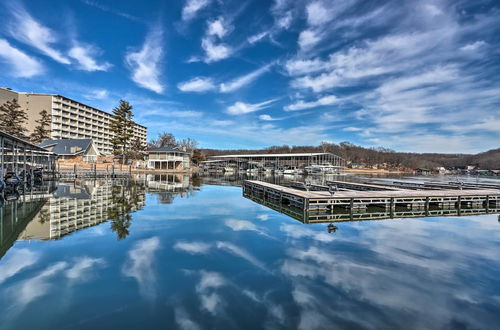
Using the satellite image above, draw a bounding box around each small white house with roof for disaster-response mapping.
[147,147,190,170]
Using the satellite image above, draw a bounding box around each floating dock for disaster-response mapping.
[243,180,500,223]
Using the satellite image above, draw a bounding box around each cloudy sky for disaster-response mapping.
[0,0,499,152]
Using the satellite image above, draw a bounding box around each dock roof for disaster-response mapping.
[210,152,337,158]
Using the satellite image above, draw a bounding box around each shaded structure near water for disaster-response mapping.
[203,152,345,174]
[0,130,57,182]
[243,180,500,224]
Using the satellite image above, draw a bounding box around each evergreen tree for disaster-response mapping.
[110,100,134,162]
[0,98,28,139]
[127,137,147,160]
[30,109,52,144]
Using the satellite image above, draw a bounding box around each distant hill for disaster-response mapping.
[201,143,500,170]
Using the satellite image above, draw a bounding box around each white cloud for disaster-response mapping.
[257,214,270,221]
[226,99,277,115]
[195,271,228,315]
[298,29,321,50]
[207,17,230,38]
[460,40,487,52]
[122,237,161,300]
[68,44,111,71]
[281,224,334,242]
[219,63,273,93]
[178,77,216,92]
[201,37,232,63]
[9,262,68,313]
[259,114,278,121]
[0,39,44,77]
[248,31,269,44]
[284,95,338,111]
[9,4,70,64]
[125,27,164,93]
[306,1,332,26]
[216,241,267,271]
[175,308,202,330]
[65,256,105,283]
[85,89,109,100]
[343,126,362,132]
[173,241,212,254]
[0,249,39,284]
[182,0,212,21]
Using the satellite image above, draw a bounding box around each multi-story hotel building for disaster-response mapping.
[0,87,147,155]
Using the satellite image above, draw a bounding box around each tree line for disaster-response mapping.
[202,141,500,170]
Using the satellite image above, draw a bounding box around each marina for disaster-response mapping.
[243,180,500,223]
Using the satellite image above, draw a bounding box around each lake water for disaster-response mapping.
[1,174,500,329]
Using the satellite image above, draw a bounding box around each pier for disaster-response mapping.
[1,131,57,183]
[243,180,500,223]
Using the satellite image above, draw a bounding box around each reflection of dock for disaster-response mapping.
[243,180,500,223]
[0,197,49,259]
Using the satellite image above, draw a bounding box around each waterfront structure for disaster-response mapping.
[1,130,57,175]
[243,180,500,223]
[0,87,147,155]
[205,152,345,172]
[38,139,101,162]
[146,147,191,171]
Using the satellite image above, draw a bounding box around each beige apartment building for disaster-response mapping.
[0,87,147,155]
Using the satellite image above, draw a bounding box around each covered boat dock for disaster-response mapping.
[0,130,57,180]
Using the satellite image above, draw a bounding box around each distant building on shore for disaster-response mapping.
[146,147,191,171]
[38,139,101,162]
[0,87,147,155]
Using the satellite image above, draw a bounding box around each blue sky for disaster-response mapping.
[0,0,499,153]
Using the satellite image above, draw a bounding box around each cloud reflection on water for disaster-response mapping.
[122,236,161,301]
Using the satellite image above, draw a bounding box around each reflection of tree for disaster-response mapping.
[108,182,146,240]
[157,192,175,204]
[110,214,132,240]
[191,174,203,187]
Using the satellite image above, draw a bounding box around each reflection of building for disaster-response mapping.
[146,174,190,191]
[18,180,146,240]
[147,147,190,170]
[0,87,147,155]
[146,174,194,204]
[38,139,101,162]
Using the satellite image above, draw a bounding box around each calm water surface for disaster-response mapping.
[0,175,499,329]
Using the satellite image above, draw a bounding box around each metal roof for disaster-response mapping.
[0,130,55,153]
[38,139,94,155]
[210,153,337,158]
[148,147,190,154]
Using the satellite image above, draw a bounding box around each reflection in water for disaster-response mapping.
[1,175,199,255]
[0,174,499,329]
[244,185,500,229]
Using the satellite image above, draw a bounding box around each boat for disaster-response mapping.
[0,178,4,193]
[305,164,339,175]
[33,167,44,180]
[4,172,21,186]
[223,167,235,173]
[283,167,304,175]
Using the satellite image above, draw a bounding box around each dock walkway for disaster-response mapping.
[243,180,500,212]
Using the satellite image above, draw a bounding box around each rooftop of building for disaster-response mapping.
[210,152,338,158]
[148,147,190,154]
[38,139,97,155]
